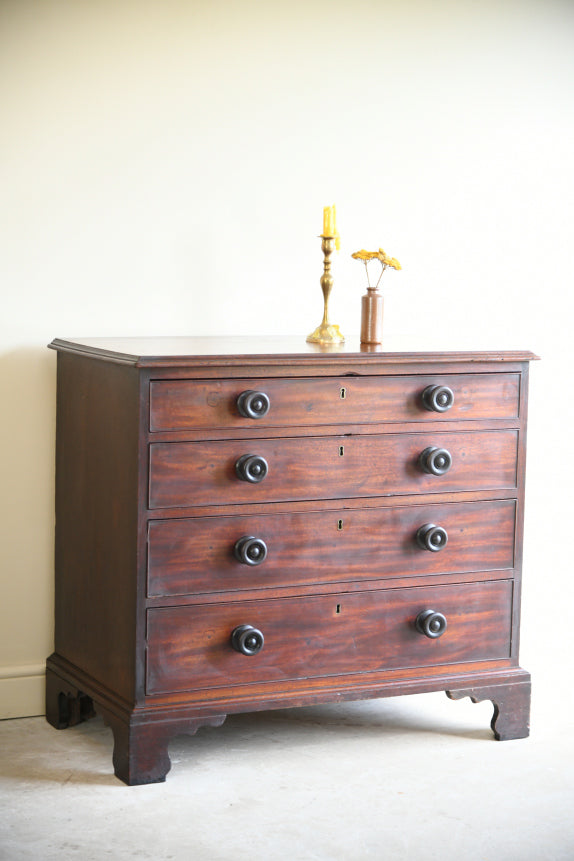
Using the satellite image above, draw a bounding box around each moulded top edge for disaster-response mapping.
[48,336,540,367]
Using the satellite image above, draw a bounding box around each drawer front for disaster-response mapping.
[149,373,520,431]
[148,500,516,597]
[148,430,518,509]
[146,580,513,694]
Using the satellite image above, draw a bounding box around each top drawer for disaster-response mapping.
[149,373,520,432]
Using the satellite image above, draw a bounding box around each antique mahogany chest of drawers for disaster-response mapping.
[46,336,537,785]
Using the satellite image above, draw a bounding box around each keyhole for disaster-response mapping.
[340,387,347,399]
[339,445,345,457]
[336,604,341,614]
[337,519,344,531]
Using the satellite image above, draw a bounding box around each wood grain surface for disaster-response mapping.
[148,499,516,597]
[146,580,513,695]
[150,373,520,431]
[149,429,519,509]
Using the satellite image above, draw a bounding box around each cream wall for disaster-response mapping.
[1,0,573,718]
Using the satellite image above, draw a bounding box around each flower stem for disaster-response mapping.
[363,260,371,289]
[375,262,387,290]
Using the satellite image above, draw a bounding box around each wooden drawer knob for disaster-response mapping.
[416,523,448,552]
[235,454,269,483]
[237,390,270,419]
[231,624,265,655]
[419,446,452,476]
[234,535,268,566]
[415,610,448,639]
[422,385,454,413]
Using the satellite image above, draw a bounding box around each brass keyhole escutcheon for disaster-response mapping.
[340,387,347,399]
[339,445,344,457]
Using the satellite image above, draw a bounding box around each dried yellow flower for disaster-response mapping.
[352,246,402,288]
[351,249,378,261]
[375,249,401,269]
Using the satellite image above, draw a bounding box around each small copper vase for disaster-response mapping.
[360,287,383,345]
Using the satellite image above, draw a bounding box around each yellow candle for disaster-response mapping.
[323,204,337,236]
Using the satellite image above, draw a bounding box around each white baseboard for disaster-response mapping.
[0,666,45,719]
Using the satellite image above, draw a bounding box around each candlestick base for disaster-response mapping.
[306,323,345,345]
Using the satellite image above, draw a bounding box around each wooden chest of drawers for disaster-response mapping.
[46,337,537,785]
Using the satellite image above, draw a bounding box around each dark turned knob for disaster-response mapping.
[234,535,268,566]
[235,454,268,483]
[231,624,265,655]
[419,446,452,476]
[416,523,448,552]
[237,390,270,420]
[422,385,454,413]
[415,610,448,639]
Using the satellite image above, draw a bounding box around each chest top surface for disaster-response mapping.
[49,335,539,369]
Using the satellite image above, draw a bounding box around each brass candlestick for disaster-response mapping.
[306,236,345,345]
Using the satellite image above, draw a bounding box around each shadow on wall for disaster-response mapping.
[0,346,58,684]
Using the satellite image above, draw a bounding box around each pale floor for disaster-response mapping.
[1,671,573,861]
